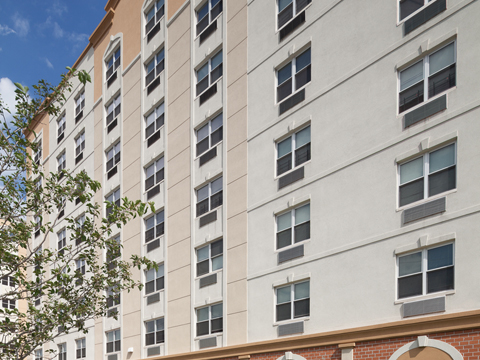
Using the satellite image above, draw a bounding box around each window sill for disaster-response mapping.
[195,77,222,101]
[396,0,441,26]
[275,239,310,254]
[277,82,310,106]
[397,87,455,119]
[196,206,221,220]
[195,141,223,162]
[144,125,165,144]
[394,290,454,305]
[195,268,223,282]
[143,289,165,300]
[273,317,309,327]
[143,180,165,196]
[194,14,223,41]
[194,332,222,341]
[275,160,311,181]
[396,189,456,212]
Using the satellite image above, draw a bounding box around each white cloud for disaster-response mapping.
[49,0,68,16]
[0,24,15,36]
[53,22,64,38]
[0,47,2,52]
[44,58,54,69]
[0,78,18,126]
[12,13,29,37]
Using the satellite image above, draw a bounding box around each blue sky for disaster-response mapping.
[0,0,106,115]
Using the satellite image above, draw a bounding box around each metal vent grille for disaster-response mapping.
[278,166,305,189]
[404,0,446,35]
[403,197,446,224]
[278,321,304,336]
[199,273,217,288]
[199,210,217,227]
[278,244,304,264]
[403,296,445,317]
[404,94,447,128]
[199,337,217,349]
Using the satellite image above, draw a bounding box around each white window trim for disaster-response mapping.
[106,329,121,354]
[144,102,165,142]
[57,152,66,172]
[75,338,86,359]
[75,91,85,117]
[105,48,121,83]
[195,0,223,38]
[195,176,223,217]
[57,114,66,142]
[397,41,456,115]
[195,238,223,279]
[195,112,223,158]
[106,141,121,172]
[275,124,311,178]
[397,0,439,25]
[274,280,310,325]
[195,49,223,98]
[145,49,165,87]
[144,263,165,296]
[276,0,312,32]
[195,302,223,338]
[144,0,165,37]
[145,317,165,347]
[276,47,311,104]
[397,142,456,210]
[275,203,310,251]
[395,242,455,301]
[106,94,121,127]
[144,210,165,245]
[75,132,85,158]
[144,156,165,193]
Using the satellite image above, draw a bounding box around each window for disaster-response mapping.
[75,214,85,245]
[106,48,121,84]
[1,299,16,309]
[58,229,66,255]
[75,92,85,121]
[277,48,311,103]
[145,210,164,250]
[196,239,223,277]
[145,318,165,346]
[75,338,86,359]
[277,0,311,29]
[57,114,66,143]
[196,113,223,156]
[276,280,310,322]
[277,126,311,176]
[106,330,121,353]
[145,0,165,37]
[106,286,120,314]
[106,94,121,132]
[399,0,435,21]
[196,50,223,96]
[196,177,222,217]
[106,235,121,269]
[34,140,42,165]
[75,132,85,164]
[397,243,454,299]
[145,49,165,87]
[57,152,66,173]
[1,275,15,287]
[106,142,121,179]
[34,214,41,237]
[145,264,164,295]
[145,157,164,191]
[106,189,121,217]
[276,203,310,250]
[58,343,67,360]
[399,42,456,114]
[196,0,222,35]
[35,349,43,360]
[76,259,86,275]
[145,103,164,147]
[196,303,223,336]
[399,143,456,207]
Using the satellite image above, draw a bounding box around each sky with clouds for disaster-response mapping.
[0,0,106,115]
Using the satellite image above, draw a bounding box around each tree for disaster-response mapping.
[0,69,155,360]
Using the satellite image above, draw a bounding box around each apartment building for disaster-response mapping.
[27,0,480,360]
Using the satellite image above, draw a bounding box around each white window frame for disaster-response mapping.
[398,143,456,208]
[196,239,223,277]
[276,203,310,250]
[106,48,121,82]
[1,275,15,287]
[35,349,43,360]
[145,49,165,87]
[145,318,165,347]
[57,114,66,143]
[145,0,165,37]
[76,259,86,275]
[106,94,121,128]
[196,0,223,36]
[2,298,16,309]
[75,338,86,359]
[145,157,164,192]
[276,48,311,104]
[275,280,310,322]
[106,189,121,217]
[75,91,85,117]
[196,303,223,337]
[106,330,121,353]
[75,132,85,161]
[57,152,66,172]
[277,0,312,31]
[195,112,223,157]
[196,50,223,97]
[58,343,67,360]
[145,103,165,143]
[196,177,223,217]
[106,142,121,173]
[106,235,121,268]
[398,0,436,23]
[145,264,164,295]
[396,243,454,300]
[398,41,456,115]
[144,210,165,245]
[58,229,66,254]
[276,125,311,177]
[34,140,42,165]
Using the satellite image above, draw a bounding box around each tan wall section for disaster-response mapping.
[225,0,248,346]
[166,3,192,355]
[168,0,188,20]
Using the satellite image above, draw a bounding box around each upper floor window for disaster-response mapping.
[106,142,121,179]
[145,264,164,295]
[399,42,456,114]
[276,203,310,250]
[277,48,311,103]
[57,152,66,173]
[106,189,121,217]
[196,177,222,217]
[145,103,165,147]
[75,338,86,359]
[277,126,310,176]
[277,0,311,29]
[106,235,121,270]
[106,48,121,87]
[58,343,67,360]
[196,239,223,277]
[145,49,164,94]
[145,0,165,40]
[34,140,42,165]
[106,94,121,133]
[58,229,66,255]
[1,275,15,287]
[399,143,456,207]
[145,157,164,193]
[397,243,454,299]
[196,0,222,36]
[196,303,223,336]
[75,132,85,164]
[34,349,43,360]
[196,113,223,157]
[75,91,85,123]
[196,50,223,97]
[106,287,120,316]
[145,210,164,251]
[399,0,435,21]
[145,318,165,346]
[276,280,310,322]
[106,330,121,353]
[2,298,16,309]
[57,114,66,143]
